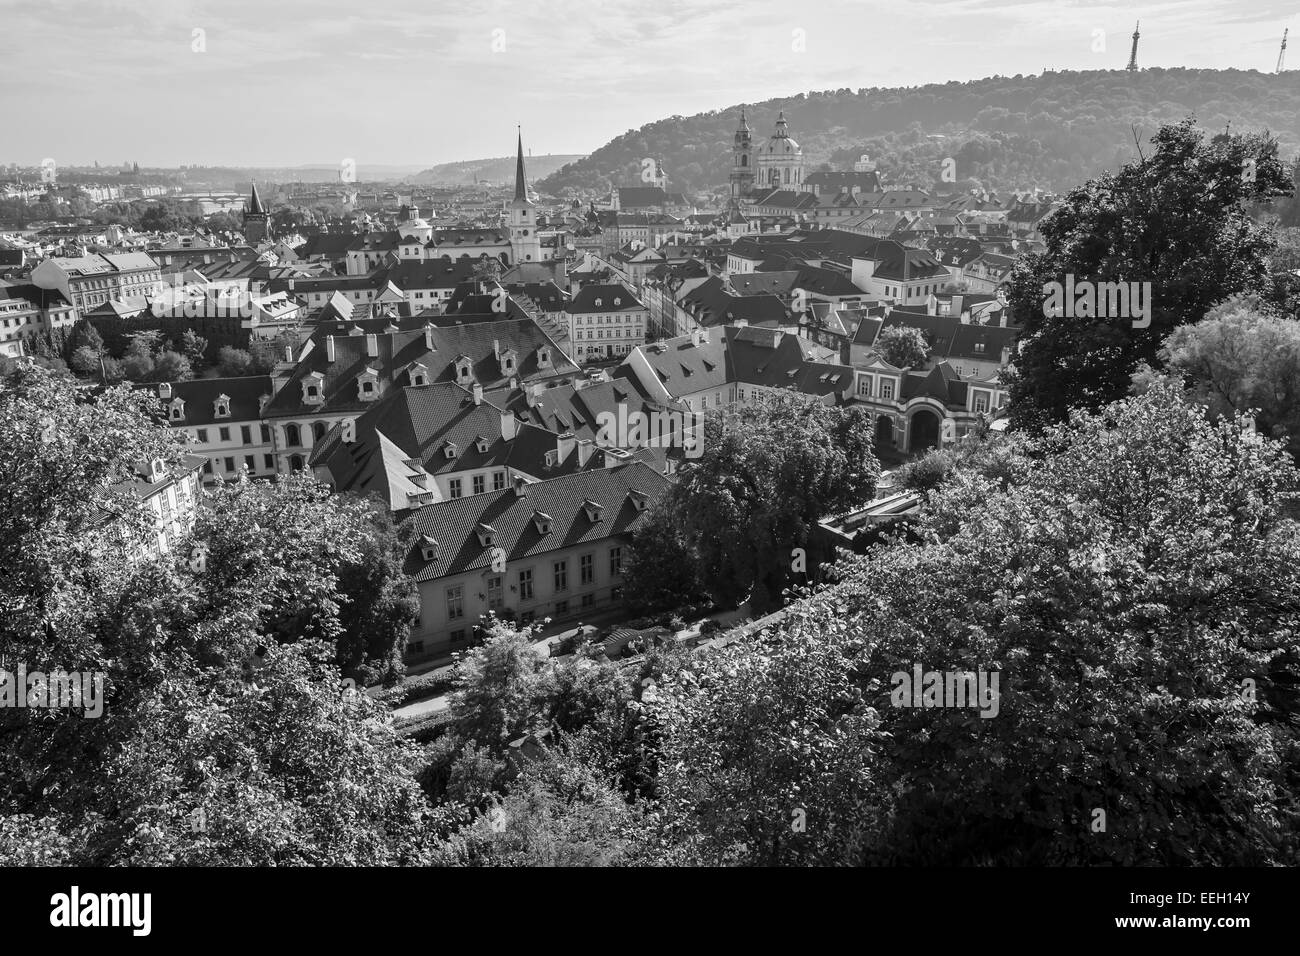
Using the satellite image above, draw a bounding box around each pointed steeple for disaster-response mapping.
[248,180,266,214]
[514,127,528,203]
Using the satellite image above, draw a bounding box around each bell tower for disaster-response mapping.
[729,105,754,201]
[508,128,541,264]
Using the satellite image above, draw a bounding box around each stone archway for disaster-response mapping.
[909,408,941,453]
[874,414,894,446]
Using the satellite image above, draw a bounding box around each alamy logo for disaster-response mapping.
[1041,275,1152,329]
[150,276,258,319]
[890,663,1000,718]
[594,405,704,459]
[0,665,104,718]
[50,887,151,936]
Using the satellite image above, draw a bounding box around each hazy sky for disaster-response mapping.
[1,0,1293,169]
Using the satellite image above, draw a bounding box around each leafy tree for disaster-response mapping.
[874,325,930,369]
[620,502,709,614]
[448,620,551,747]
[175,329,208,370]
[216,345,254,377]
[0,365,438,864]
[66,319,104,357]
[189,474,416,678]
[666,391,878,611]
[150,349,192,383]
[1156,294,1300,459]
[1004,120,1292,430]
[69,346,103,376]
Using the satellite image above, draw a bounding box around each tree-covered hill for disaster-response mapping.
[537,68,1300,200]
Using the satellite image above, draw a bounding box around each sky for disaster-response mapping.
[1,0,1294,169]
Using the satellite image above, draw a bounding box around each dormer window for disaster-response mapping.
[476,522,496,547]
[538,349,550,367]
[532,510,553,535]
[475,436,489,454]
[456,358,472,381]
[419,535,439,562]
[627,490,650,512]
[409,363,429,387]
[213,394,231,419]
[613,297,621,306]
[302,372,326,406]
[150,458,165,479]
[169,398,186,421]
[582,499,603,522]
[443,441,457,460]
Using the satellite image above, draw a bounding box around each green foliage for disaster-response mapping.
[663,390,879,611]
[1005,120,1292,430]
[1158,294,1300,459]
[216,345,254,377]
[538,70,1300,197]
[0,363,436,864]
[620,501,708,614]
[874,325,930,369]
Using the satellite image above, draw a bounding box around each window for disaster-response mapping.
[975,395,989,414]
[244,455,255,471]
[285,423,301,446]
[408,641,425,655]
[518,568,534,600]
[240,425,252,445]
[446,586,464,620]
[581,593,594,608]
[556,599,569,615]
[218,426,231,442]
[195,428,209,443]
[493,471,506,491]
[312,421,327,442]
[472,475,485,495]
[858,378,872,396]
[450,630,466,645]
[521,610,535,624]
[580,553,594,585]
[609,547,622,577]
[487,575,503,610]
[264,454,275,470]
[224,456,236,472]
[553,560,568,592]
[880,381,895,401]
[449,478,463,499]
[261,424,271,443]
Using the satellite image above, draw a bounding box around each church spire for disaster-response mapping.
[514,127,528,203]
[248,180,265,214]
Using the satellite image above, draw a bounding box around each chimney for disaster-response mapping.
[366,333,378,357]
[500,409,518,441]
[576,438,594,466]
[513,475,528,497]
[283,343,293,363]
[423,323,435,351]
[692,328,707,347]
[526,382,544,408]
[556,431,576,463]
[472,383,483,405]
[158,382,172,400]
[492,338,501,359]
[325,335,335,362]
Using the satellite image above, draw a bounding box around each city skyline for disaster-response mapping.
[1,0,1294,169]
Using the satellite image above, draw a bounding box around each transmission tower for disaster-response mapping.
[1126,21,1140,71]
[1278,28,1288,74]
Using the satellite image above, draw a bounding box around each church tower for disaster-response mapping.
[243,181,270,244]
[729,105,754,201]
[508,129,541,264]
